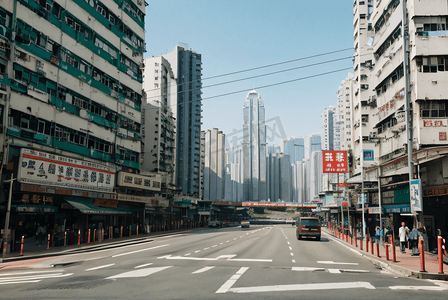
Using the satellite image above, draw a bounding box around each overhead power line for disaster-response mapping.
[146,56,353,101]
[165,67,353,108]
[144,47,353,94]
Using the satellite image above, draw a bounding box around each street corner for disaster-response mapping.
[0,256,58,271]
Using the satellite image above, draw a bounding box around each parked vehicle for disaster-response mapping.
[241,221,250,228]
[296,217,321,241]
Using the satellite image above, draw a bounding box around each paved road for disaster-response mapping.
[1,225,447,299]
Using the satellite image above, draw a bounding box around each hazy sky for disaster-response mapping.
[145,0,354,146]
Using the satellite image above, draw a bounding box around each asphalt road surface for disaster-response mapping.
[1,225,447,299]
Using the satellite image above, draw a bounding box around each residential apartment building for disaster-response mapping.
[321,106,336,151]
[163,43,202,197]
[0,0,167,250]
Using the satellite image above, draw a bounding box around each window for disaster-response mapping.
[421,101,447,118]
[416,56,448,73]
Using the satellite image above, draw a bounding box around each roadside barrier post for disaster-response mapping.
[419,238,426,272]
[93,229,96,242]
[120,226,123,238]
[355,236,357,248]
[360,237,362,250]
[64,231,67,246]
[129,226,131,237]
[136,224,139,236]
[391,235,396,262]
[376,242,380,258]
[385,243,390,261]
[20,236,24,256]
[87,229,91,244]
[438,236,444,274]
[366,235,369,253]
[77,230,81,246]
[47,234,50,250]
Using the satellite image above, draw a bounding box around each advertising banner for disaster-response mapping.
[117,172,162,192]
[18,149,115,193]
[322,150,348,173]
[410,179,423,212]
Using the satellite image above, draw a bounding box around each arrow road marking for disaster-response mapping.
[226,281,375,293]
[107,266,173,279]
[216,267,249,294]
[317,261,359,265]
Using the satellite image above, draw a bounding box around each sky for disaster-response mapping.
[144,0,355,147]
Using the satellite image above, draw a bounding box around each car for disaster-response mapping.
[296,217,321,241]
[241,221,250,228]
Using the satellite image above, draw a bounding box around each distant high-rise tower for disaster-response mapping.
[242,90,267,201]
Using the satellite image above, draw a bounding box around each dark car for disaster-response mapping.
[296,217,321,241]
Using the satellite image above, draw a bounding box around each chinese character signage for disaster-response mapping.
[117,172,162,192]
[18,149,115,193]
[322,150,348,173]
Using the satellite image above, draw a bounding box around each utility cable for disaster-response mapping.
[144,47,354,94]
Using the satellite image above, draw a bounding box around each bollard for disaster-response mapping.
[438,236,444,274]
[109,226,112,239]
[391,235,396,262]
[99,229,102,243]
[376,242,380,258]
[136,224,139,236]
[419,238,426,272]
[93,229,96,242]
[47,234,50,250]
[385,243,390,261]
[370,238,374,255]
[88,229,91,244]
[64,231,67,246]
[129,227,131,237]
[120,226,123,238]
[355,237,357,248]
[360,238,363,250]
[78,230,81,246]
[20,236,24,256]
[366,237,369,253]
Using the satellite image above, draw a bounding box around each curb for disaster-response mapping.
[0,230,189,264]
[322,230,448,281]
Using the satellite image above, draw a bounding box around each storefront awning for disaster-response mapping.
[65,197,133,215]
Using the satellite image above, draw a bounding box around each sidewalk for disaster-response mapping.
[323,227,448,280]
[0,227,196,269]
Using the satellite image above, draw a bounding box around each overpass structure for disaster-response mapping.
[242,202,318,208]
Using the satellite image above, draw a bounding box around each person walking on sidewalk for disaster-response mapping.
[35,223,45,246]
[408,225,421,256]
[399,222,409,253]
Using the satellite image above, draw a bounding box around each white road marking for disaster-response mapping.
[292,267,325,272]
[290,253,294,256]
[233,238,237,240]
[212,245,217,248]
[158,254,272,262]
[0,280,41,285]
[204,247,210,250]
[184,253,191,256]
[135,263,153,269]
[112,244,169,257]
[226,240,230,243]
[389,286,447,291]
[317,261,359,265]
[287,242,290,245]
[292,259,296,263]
[107,266,173,279]
[227,281,375,293]
[327,269,341,274]
[289,247,292,250]
[220,243,223,245]
[216,267,249,294]
[192,266,216,274]
[340,269,370,273]
[0,270,61,277]
[85,264,115,271]
[0,273,73,284]
[195,250,201,253]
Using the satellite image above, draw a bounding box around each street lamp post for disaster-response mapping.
[2,174,15,258]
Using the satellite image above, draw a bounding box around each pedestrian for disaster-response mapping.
[398,222,409,253]
[35,223,45,246]
[408,225,421,256]
[421,226,429,252]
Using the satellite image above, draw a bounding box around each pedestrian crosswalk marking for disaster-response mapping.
[106,266,173,279]
[224,281,376,293]
[328,269,341,274]
[0,272,73,285]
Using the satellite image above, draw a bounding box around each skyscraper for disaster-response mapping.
[242,90,266,201]
[163,43,202,196]
[282,137,305,164]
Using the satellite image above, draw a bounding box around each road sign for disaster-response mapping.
[322,151,348,173]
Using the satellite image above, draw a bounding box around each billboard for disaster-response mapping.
[117,172,162,192]
[18,148,115,193]
[410,179,422,212]
[322,150,348,173]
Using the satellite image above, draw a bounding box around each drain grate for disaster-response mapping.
[31,279,112,290]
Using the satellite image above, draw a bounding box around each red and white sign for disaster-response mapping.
[322,150,348,173]
[440,132,447,141]
[337,183,347,187]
